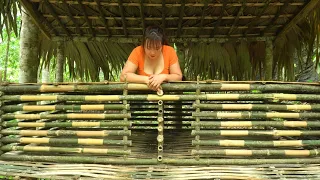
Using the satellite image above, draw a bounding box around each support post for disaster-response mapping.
[265,38,273,81]
[56,42,65,82]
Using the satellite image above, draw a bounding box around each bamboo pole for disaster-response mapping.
[2,113,131,120]
[1,144,131,155]
[191,130,320,137]
[193,103,320,111]
[2,154,320,165]
[0,129,131,137]
[192,112,320,119]
[191,149,320,156]
[3,121,131,128]
[1,93,320,102]
[192,139,320,147]
[0,137,132,146]
[191,121,318,128]
[1,104,130,112]
[1,83,320,93]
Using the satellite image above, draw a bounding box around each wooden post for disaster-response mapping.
[56,42,64,82]
[265,38,273,81]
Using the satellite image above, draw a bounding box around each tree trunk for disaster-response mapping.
[19,9,40,83]
[41,65,50,83]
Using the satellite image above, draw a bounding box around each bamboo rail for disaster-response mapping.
[0,83,319,93]
[0,137,132,146]
[0,129,131,137]
[191,149,320,156]
[191,121,320,128]
[2,113,131,120]
[3,154,320,165]
[3,121,131,128]
[193,103,320,111]
[192,139,320,147]
[191,130,320,137]
[1,144,131,155]
[1,104,130,112]
[192,112,320,119]
[2,93,320,102]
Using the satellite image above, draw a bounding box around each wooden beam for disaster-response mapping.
[62,0,82,36]
[276,0,320,39]
[244,0,272,36]
[94,0,110,37]
[161,1,166,29]
[52,36,274,43]
[176,0,186,38]
[43,14,294,21]
[228,0,247,36]
[261,0,292,36]
[44,0,71,37]
[139,0,145,34]
[197,0,208,38]
[211,1,226,37]
[77,0,95,37]
[118,0,128,37]
[29,1,305,8]
[19,0,54,39]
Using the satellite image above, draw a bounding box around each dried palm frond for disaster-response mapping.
[236,40,252,80]
[0,0,20,39]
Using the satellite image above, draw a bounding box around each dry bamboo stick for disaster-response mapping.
[191,149,320,156]
[1,144,130,155]
[192,139,320,147]
[0,137,132,146]
[0,129,131,137]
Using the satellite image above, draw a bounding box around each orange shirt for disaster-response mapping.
[128,45,178,76]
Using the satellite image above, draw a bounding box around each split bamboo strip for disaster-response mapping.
[192,112,320,119]
[3,154,320,165]
[1,104,130,112]
[1,93,320,102]
[191,149,320,156]
[1,83,320,93]
[191,121,319,128]
[2,113,130,120]
[191,130,320,137]
[3,121,131,128]
[0,137,132,146]
[193,104,320,111]
[1,144,131,155]
[0,129,131,137]
[192,139,320,147]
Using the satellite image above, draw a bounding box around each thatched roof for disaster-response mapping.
[2,0,320,81]
[20,0,318,41]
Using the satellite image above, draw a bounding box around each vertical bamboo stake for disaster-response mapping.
[265,38,273,81]
[0,91,3,155]
[123,80,128,159]
[195,76,201,160]
[157,99,164,162]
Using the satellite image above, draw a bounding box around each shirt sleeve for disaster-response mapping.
[127,47,140,66]
[168,46,178,66]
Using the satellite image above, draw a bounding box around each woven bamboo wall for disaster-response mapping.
[1,81,320,178]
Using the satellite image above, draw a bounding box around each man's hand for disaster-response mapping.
[148,74,167,91]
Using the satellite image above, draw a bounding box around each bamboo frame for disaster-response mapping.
[192,112,320,119]
[191,121,319,128]
[191,149,320,156]
[191,130,320,137]
[2,113,131,120]
[3,121,131,128]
